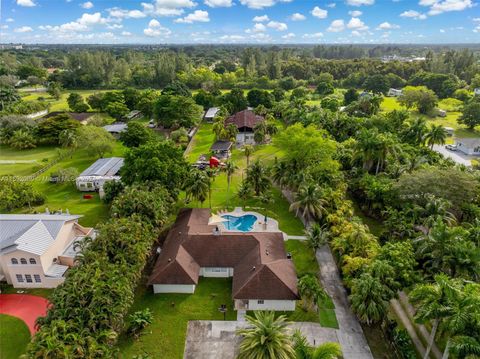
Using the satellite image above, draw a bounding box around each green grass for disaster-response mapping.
[1,285,53,299]
[20,90,111,112]
[0,314,31,359]
[284,240,318,276]
[118,278,236,359]
[0,145,60,176]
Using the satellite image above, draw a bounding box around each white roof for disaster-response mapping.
[45,264,69,278]
[205,107,219,118]
[103,123,127,133]
[0,214,80,255]
[78,157,124,177]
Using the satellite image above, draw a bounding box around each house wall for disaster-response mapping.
[245,299,296,311]
[40,221,76,274]
[153,284,196,294]
[457,142,480,156]
[236,132,255,145]
[200,267,233,278]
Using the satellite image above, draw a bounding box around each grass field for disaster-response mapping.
[0,314,31,359]
[20,89,111,112]
[0,145,60,176]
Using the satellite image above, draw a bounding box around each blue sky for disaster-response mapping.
[1,0,479,44]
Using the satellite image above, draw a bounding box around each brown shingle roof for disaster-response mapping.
[225,109,264,130]
[148,208,298,300]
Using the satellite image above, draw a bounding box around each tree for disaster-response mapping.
[9,129,36,149]
[343,88,358,106]
[399,86,438,115]
[247,89,274,108]
[243,144,254,167]
[290,183,326,223]
[363,74,389,95]
[298,274,327,311]
[0,176,45,211]
[224,160,238,208]
[76,126,115,158]
[306,223,330,253]
[237,182,251,209]
[119,122,153,148]
[67,93,89,112]
[162,80,191,97]
[223,88,247,113]
[236,311,295,359]
[458,101,480,129]
[292,330,342,359]
[245,161,270,196]
[0,86,20,110]
[321,97,339,112]
[425,124,447,149]
[59,129,78,149]
[102,180,124,204]
[154,95,202,128]
[105,101,129,120]
[128,308,153,339]
[37,114,80,145]
[87,92,104,110]
[47,82,62,100]
[183,169,210,206]
[316,82,334,96]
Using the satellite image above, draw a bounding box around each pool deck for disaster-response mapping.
[217,207,282,235]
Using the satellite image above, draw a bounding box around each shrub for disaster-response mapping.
[0,176,45,211]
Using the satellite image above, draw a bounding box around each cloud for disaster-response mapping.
[348,10,362,16]
[440,29,445,32]
[267,21,287,31]
[246,23,267,32]
[425,0,473,16]
[0,25,8,30]
[175,10,210,23]
[17,0,36,6]
[239,0,290,9]
[39,12,112,33]
[400,10,427,19]
[121,31,132,36]
[252,15,269,22]
[142,0,197,17]
[473,18,480,22]
[327,19,345,32]
[250,32,271,41]
[144,19,172,36]
[204,0,232,6]
[81,1,93,9]
[108,8,147,18]
[302,32,324,38]
[6,18,14,22]
[347,17,368,30]
[107,24,123,29]
[290,13,306,21]
[282,32,296,39]
[14,26,33,32]
[474,25,480,33]
[327,3,336,8]
[346,0,374,5]
[219,34,245,41]
[377,21,399,30]
[311,6,328,19]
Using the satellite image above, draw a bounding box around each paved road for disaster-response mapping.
[316,245,374,359]
[433,145,472,166]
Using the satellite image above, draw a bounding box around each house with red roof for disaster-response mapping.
[224,109,264,145]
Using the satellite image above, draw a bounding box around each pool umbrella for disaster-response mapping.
[208,214,228,225]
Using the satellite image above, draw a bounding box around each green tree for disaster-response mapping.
[306,223,330,253]
[363,74,389,95]
[105,101,129,120]
[298,274,327,311]
[47,82,62,100]
[128,308,153,339]
[243,144,254,167]
[292,330,342,359]
[224,160,238,208]
[399,86,438,115]
[223,88,247,113]
[154,95,202,128]
[77,126,115,158]
[120,122,153,148]
[343,88,359,106]
[245,160,270,196]
[316,82,334,96]
[67,92,89,112]
[236,311,295,359]
[9,129,36,149]
[0,86,20,110]
[425,124,447,149]
[37,113,80,145]
[290,183,326,223]
[458,101,480,129]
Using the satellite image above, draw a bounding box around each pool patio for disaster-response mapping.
[216,207,281,234]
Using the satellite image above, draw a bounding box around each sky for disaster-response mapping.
[1,0,479,44]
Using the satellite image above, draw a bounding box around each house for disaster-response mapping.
[0,213,94,288]
[124,110,142,121]
[455,138,480,156]
[148,209,298,311]
[387,88,403,97]
[444,127,454,136]
[76,157,124,191]
[474,88,480,96]
[42,111,95,125]
[438,109,447,117]
[224,109,264,145]
[103,123,127,138]
[204,107,220,122]
[210,140,232,159]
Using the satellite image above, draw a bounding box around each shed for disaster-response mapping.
[103,123,127,137]
[76,157,124,191]
[210,140,232,159]
[204,107,220,122]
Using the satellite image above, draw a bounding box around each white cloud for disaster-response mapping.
[144,19,172,36]
[426,0,473,16]
[419,0,437,5]
[311,6,328,19]
[473,18,480,22]
[474,25,480,33]
[347,17,368,30]
[14,26,33,32]
[440,29,445,32]
[219,34,245,41]
[239,0,291,9]
[0,25,8,30]
[246,23,267,32]
[400,10,427,19]
[205,0,232,6]
[250,32,271,41]
[377,21,399,30]
[327,19,345,32]
[142,0,197,17]
[327,2,336,7]
[6,18,14,22]
[252,15,269,22]
[121,31,132,36]
[267,20,287,31]
[39,12,113,33]
[108,8,146,18]
[81,1,94,9]
[351,30,361,36]
[348,10,362,16]
[17,0,36,7]
[290,13,306,21]
[346,0,374,5]
[107,24,123,29]
[302,32,323,38]
[175,10,210,23]
[282,32,295,39]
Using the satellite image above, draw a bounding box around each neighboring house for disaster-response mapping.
[455,138,480,156]
[148,209,299,311]
[124,110,142,121]
[387,88,403,97]
[76,157,124,191]
[0,213,93,288]
[204,107,220,122]
[474,88,480,96]
[42,111,95,125]
[210,140,232,159]
[103,123,127,138]
[224,109,264,145]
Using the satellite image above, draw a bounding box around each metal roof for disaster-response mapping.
[78,157,124,177]
[103,123,127,133]
[45,264,69,278]
[204,107,219,118]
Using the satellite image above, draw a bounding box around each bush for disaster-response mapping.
[128,308,153,338]
[392,327,417,359]
[0,176,45,211]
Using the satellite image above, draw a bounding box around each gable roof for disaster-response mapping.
[205,107,219,118]
[148,209,298,300]
[78,157,124,177]
[225,109,264,130]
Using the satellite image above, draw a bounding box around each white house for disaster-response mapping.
[0,213,94,288]
[148,209,298,312]
[456,138,480,156]
[76,157,124,192]
[204,107,220,122]
[387,88,403,97]
[224,109,265,145]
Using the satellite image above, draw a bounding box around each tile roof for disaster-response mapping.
[225,109,264,130]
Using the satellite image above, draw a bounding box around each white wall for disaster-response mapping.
[200,267,233,278]
[246,299,296,311]
[153,284,196,294]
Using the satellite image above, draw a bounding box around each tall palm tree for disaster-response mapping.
[289,183,326,224]
[244,144,254,167]
[271,159,288,189]
[349,273,389,325]
[403,117,428,146]
[305,223,330,253]
[425,124,447,150]
[224,160,238,208]
[246,161,270,196]
[409,274,461,359]
[236,311,295,359]
[183,169,209,207]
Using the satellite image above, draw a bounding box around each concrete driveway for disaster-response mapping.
[433,145,473,166]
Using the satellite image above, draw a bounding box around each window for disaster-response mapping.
[20,258,27,265]
[25,274,33,283]
[34,275,41,283]
[11,258,18,265]
[29,258,37,265]
[210,267,227,273]
[257,300,264,305]
[16,274,24,283]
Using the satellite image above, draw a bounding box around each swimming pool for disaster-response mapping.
[221,214,257,232]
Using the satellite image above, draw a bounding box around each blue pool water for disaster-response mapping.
[221,214,257,232]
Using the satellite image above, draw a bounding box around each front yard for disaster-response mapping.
[0,314,31,359]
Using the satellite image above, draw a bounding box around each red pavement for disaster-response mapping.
[0,294,50,335]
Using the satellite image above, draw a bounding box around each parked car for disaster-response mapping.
[446,144,458,151]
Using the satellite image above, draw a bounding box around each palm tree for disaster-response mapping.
[289,183,326,224]
[212,118,225,139]
[205,168,216,208]
[236,311,295,359]
[244,144,254,167]
[297,274,327,311]
[409,274,461,359]
[183,169,209,207]
[305,223,330,253]
[245,160,270,196]
[425,124,447,149]
[402,117,428,146]
[224,160,238,208]
[292,330,342,359]
[271,159,288,189]
[237,182,251,209]
[349,273,389,325]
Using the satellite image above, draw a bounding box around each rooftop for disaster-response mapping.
[204,107,220,118]
[225,109,264,130]
[210,140,232,152]
[78,157,124,177]
[103,123,127,133]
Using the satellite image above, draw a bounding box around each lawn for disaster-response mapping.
[0,314,31,359]
[1,285,53,299]
[0,145,61,177]
[20,89,111,112]
[118,278,236,359]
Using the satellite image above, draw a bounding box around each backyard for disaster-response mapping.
[0,314,31,359]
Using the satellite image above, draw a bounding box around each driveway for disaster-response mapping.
[433,145,473,166]
[0,294,49,334]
